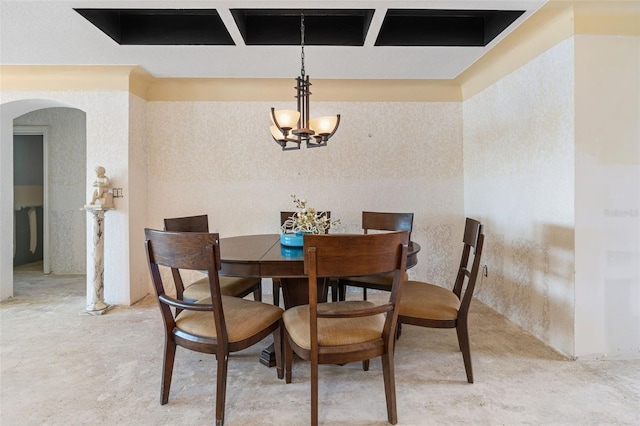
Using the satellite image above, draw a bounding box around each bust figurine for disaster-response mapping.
[89,166,114,208]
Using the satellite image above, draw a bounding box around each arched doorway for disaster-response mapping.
[1,99,87,300]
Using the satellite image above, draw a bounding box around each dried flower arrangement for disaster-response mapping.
[281,195,339,234]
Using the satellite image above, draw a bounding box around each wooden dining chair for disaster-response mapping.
[398,218,484,383]
[338,211,414,301]
[273,211,338,306]
[283,231,409,425]
[144,229,284,426]
[164,215,262,302]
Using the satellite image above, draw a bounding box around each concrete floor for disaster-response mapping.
[1,268,639,425]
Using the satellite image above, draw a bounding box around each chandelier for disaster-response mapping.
[269,13,340,151]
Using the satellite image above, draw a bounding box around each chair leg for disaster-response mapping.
[330,279,338,302]
[363,287,368,301]
[381,351,398,425]
[362,359,369,371]
[215,352,229,426]
[160,340,177,405]
[253,283,262,302]
[338,281,346,301]
[456,321,474,383]
[311,358,319,426]
[273,324,284,380]
[395,323,402,340]
[284,331,293,384]
[272,279,280,307]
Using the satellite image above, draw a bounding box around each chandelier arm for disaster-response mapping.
[281,140,302,151]
[270,133,286,148]
[272,136,285,148]
[324,114,341,140]
[270,133,302,151]
[307,140,327,148]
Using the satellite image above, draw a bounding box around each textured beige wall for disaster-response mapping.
[145,101,465,287]
[464,39,576,356]
[84,92,133,306]
[1,91,464,304]
[128,94,150,303]
[14,108,87,274]
[574,34,640,359]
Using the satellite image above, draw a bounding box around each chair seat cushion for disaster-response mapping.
[283,301,385,350]
[175,296,283,343]
[183,276,260,300]
[342,271,408,288]
[399,281,460,321]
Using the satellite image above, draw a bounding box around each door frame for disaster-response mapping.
[13,126,50,274]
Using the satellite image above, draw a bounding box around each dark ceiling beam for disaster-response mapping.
[75,8,524,48]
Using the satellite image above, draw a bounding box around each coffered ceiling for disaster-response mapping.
[1,1,547,79]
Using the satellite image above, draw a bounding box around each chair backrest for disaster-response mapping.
[453,218,484,318]
[281,211,332,234]
[144,229,227,340]
[162,215,210,300]
[303,232,410,343]
[362,211,414,240]
[164,214,209,233]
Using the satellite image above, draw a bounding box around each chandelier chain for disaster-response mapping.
[300,13,305,78]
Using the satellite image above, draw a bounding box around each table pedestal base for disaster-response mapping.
[281,277,329,309]
[259,343,277,367]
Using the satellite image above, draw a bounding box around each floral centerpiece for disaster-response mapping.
[280,195,339,246]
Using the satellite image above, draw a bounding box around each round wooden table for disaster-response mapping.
[219,233,421,308]
[219,233,421,367]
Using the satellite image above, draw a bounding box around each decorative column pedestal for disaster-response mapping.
[83,205,114,315]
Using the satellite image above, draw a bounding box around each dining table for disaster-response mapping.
[218,233,421,366]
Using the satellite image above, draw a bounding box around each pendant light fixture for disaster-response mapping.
[269,13,340,151]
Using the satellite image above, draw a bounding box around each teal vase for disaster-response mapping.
[280,232,305,247]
